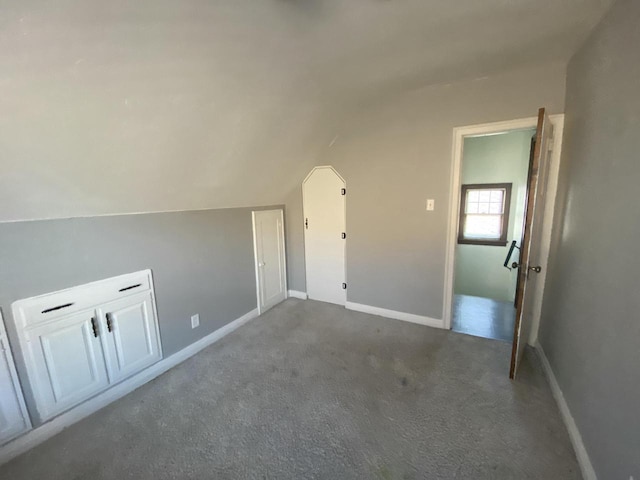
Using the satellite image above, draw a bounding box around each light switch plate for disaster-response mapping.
[191,314,200,329]
[426,199,435,211]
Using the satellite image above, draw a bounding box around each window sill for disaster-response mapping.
[457,238,508,247]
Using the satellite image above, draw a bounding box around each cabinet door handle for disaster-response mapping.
[90,317,99,338]
[106,313,113,333]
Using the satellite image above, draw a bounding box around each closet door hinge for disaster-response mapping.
[341,232,346,239]
[341,188,346,195]
[342,283,347,289]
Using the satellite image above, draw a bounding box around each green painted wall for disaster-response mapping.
[454,128,534,302]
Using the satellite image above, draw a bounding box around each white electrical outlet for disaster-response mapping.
[426,199,435,211]
[191,314,200,329]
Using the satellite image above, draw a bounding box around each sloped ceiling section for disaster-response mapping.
[0,0,614,222]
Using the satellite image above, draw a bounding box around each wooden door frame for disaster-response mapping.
[443,114,565,345]
[302,166,347,305]
[251,209,287,315]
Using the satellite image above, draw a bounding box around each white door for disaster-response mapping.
[24,310,110,420]
[0,335,30,444]
[252,209,287,314]
[303,166,346,305]
[98,291,162,384]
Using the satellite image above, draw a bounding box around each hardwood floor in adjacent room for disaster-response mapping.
[452,294,517,342]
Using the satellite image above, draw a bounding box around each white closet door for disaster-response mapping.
[0,335,30,444]
[252,209,287,314]
[98,291,161,384]
[303,167,346,305]
[25,310,110,420]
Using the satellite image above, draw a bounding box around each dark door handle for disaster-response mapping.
[90,317,99,338]
[503,240,520,271]
[106,313,113,332]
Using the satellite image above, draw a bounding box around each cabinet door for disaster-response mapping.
[24,311,109,421]
[0,336,30,444]
[98,291,161,384]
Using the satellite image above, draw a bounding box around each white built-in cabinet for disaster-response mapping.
[0,311,31,445]
[97,292,160,384]
[12,270,162,422]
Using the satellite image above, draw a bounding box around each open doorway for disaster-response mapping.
[443,113,564,372]
[444,112,565,377]
[451,128,535,341]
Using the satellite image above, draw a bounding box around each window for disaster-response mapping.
[458,183,511,246]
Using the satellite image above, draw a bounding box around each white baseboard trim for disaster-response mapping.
[345,301,444,329]
[287,290,308,300]
[0,307,260,466]
[535,341,597,480]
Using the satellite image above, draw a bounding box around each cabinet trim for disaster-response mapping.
[0,312,32,446]
[12,270,153,330]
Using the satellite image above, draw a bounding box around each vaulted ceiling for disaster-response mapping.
[0,0,614,221]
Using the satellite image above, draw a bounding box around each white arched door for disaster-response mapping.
[303,166,346,305]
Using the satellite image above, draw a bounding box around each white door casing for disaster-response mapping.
[97,291,162,384]
[252,209,287,314]
[444,115,565,341]
[303,166,346,306]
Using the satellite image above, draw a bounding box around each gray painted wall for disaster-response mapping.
[288,64,566,318]
[538,1,640,478]
[0,206,281,425]
[454,129,534,302]
[0,0,351,222]
[0,0,609,224]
